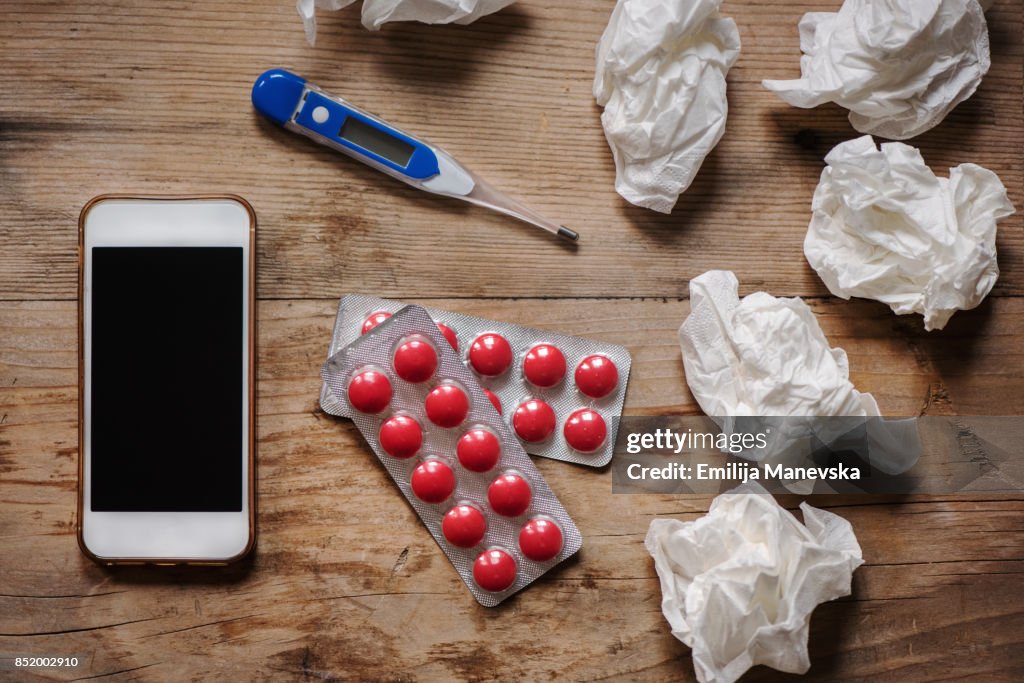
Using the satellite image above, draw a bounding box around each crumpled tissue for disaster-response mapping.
[593,0,740,213]
[679,270,879,418]
[806,135,1015,331]
[298,0,515,45]
[646,481,863,683]
[678,270,923,488]
[762,0,991,140]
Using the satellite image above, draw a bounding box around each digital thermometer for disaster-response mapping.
[252,69,579,242]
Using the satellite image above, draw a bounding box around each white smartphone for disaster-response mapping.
[78,195,256,565]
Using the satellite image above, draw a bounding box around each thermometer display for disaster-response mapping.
[340,116,415,168]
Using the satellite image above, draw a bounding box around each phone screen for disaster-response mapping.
[90,247,244,512]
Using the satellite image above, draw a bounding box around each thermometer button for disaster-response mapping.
[312,105,329,124]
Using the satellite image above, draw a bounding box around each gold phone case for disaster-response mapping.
[77,194,257,566]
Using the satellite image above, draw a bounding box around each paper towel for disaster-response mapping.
[806,135,1015,331]
[298,0,515,44]
[593,0,740,213]
[762,0,991,140]
[646,481,864,683]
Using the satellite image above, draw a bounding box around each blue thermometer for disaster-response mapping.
[252,69,579,242]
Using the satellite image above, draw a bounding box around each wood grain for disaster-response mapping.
[2,0,1023,680]
[0,0,1020,301]
[2,300,1023,680]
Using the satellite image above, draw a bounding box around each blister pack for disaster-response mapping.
[320,294,631,467]
[321,305,583,607]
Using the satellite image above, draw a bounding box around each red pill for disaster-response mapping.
[361,311,392,335]
[393,337,438,384]
[487,472,531,517]
[523,343,566,388]
[436,322,459,350]
[563,408,608,453]
[575,354,619,399]
[519,518,564,562]
[378,414,423,459]
[442,504,487,548]
[411,459,456,504]
[347,369,392,414]
[457,428,502,473]
[473,548,517,592]
[512,399,556,443]
[484,388,502,415]
[425,383,470,428]
[469,333,513,377]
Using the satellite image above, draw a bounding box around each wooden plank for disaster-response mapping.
[1,299,1021,680]
[2,0,1022,679]
[0,0,1020,300]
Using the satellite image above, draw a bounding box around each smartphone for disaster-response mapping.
[78,195,256,565]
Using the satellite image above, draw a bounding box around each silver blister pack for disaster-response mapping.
[321,305,583,607]
[320,293,632,467]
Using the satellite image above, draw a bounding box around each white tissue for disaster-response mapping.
[678,270,921,488]
[762,0,991,140]
[646,481,864,683]
[297,0,514,44]
[593,0,740,213]
[806,136,1015,331]
[679,270,879,418]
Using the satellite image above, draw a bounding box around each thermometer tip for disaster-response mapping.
[558,226,580,242]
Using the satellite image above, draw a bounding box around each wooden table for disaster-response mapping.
[2,1,1022,680]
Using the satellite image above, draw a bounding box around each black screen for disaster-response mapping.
[90,247,244,512]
